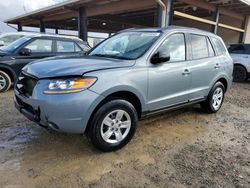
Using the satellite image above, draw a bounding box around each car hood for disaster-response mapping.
[23,55,136,79]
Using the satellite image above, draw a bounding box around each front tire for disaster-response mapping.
[201,82,225,113]
[0,71,11,93]
[88,99,138,152]
[233,65,247,82]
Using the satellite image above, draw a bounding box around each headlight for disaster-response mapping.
[44,77,97,94]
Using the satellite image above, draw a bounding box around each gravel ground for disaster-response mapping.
[0,82,249,188]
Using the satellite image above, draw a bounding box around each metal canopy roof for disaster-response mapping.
[4,0,250,32]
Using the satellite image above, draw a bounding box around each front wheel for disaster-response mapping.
[88,99,138,152]
[0,71,11,93]
[201,82,225,113]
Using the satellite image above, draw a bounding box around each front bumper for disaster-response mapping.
[14,88,104,134]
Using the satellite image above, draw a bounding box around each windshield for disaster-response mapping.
[89,31,162,60]
[0,34,25,46]
[3,36,31,53]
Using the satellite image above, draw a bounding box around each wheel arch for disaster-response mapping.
[234,63,247,71]
[85,89,144,134]
[0,65,17,82]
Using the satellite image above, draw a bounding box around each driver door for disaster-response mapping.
[12,38,55,76]
[147,33,191,111]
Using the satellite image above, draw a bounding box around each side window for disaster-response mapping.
[157,33,186,62]
[24,39,53,53]
[190,34,209,59]
[228,45,246,54]
[211,37,226,55]
[207,37,215,57]
[56,41,75,52]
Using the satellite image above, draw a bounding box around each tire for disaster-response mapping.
[88,99,138,152]
[0,71,11,93]
[201,82,225,114]
[233,65,247,82]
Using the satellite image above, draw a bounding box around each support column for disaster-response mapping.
[156,0,174,27]
[239,16,247,43]
[55,28,59,34]
[17,23,22,31]
[39,19,45,33]
[156,5,163,27]
[78,7,88,41]
[165,0,174,26]
[211,7,219,34]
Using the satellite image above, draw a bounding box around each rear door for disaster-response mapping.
[55,40,83,56]
[187,34,218,101]
[12,38,55,76]
[147,33,192,111]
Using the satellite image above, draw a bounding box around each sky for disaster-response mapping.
[0,0,65,32]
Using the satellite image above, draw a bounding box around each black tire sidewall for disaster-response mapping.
[89,99,138,152]
[233,65,247,82]
[208,82,225,113]
[0,71,11,92]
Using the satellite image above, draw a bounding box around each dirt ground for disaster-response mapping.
[0,82,249,188]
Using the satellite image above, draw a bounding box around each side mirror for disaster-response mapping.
[151,52,170,64]
[19,48,32,56]
[0,41,4,47]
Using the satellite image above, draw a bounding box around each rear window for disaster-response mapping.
[190,34,209,59]
[211,37,226,55]
[228,45,246,54]
[56,41,75,52]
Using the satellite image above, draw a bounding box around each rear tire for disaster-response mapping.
[88,99,138,152]
[201,82,225,113]
[233,65,247,82]
[0,71,11,93]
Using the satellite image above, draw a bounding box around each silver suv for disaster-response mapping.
[228,44,250,82]
[14,27,233,151]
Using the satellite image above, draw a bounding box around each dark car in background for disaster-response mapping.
[0,33,90,92]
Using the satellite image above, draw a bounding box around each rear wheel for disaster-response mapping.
[0,71,11,93]
[233,65,247,82]
[201,82,225,113]
[88,99,138,152]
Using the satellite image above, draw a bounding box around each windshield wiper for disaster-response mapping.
[91,54,132,60]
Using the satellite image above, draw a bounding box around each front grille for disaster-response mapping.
[16,72,37,97]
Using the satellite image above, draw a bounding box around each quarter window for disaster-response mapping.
[157,33,186,62]
[211,37,226,55]
[190,34,209,59]
[25,39,53,53]
[57,41,75,52]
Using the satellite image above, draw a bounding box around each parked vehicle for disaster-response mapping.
[0,32,29,48]
[0,33,90,92]
[14,27,233,151]
[228,44,250,82]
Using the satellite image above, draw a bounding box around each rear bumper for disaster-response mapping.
[14,89,104,134]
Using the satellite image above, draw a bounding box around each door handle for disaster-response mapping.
[214,63,221,69]
[182,69,190,75]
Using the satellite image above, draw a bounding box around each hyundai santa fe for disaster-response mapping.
[14,27,233,151]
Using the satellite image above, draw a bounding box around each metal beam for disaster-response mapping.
[78,7,87,41]
[178,0,244,21]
